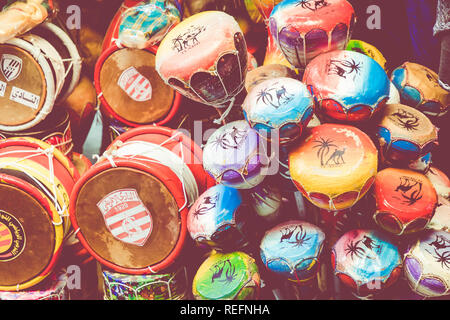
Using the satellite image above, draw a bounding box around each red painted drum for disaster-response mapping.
[289,124,378,211]
[69,126,208,274]
[374,168,438,235]
[156,11,248,107]
[95,44,182,127]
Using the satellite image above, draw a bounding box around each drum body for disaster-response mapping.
[156,11,248,107]
[426,167,450,201]
[95,44,181,127]
[332,229,402,298]
[373,168,438,235]
[303,50,390,123]
[269,0,355,69]
[245,64,297,93]
[391,62,450,117]
[289,124,378,211]
[346,39,386,70]
[192,251,261,300]
[260,220,325,284]
[248,183,282,221]
[242,77,314,145]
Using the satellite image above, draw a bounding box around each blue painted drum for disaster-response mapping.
[242,77,314,145]
[260,220,325,284]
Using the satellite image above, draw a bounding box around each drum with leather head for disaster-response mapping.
[245,64,296,93]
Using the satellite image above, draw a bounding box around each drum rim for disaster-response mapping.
[0,173,63,291]
[38,22,82,103]
[94,44,181,127]
[69,158,188,274]
[0,39,56,132]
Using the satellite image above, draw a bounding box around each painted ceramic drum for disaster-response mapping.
[426,196,450,233]
[248,183,282,221]
[373,168,438,235]
[391,62,450,117]
[426,167,450,201]
[346,39,386,70]
[118,0,182,49]
[387,81,401,104]
[289,124,378,211]
[102,266,188,300]
[303,50,390,122]
[156,11,248,107]
[376,104,438,163]
[242,77,314,145]
[331,229,403,298]
[260,220,325,283]
[269,0,355,69]
[244,64,297,93]
[404,230,450,298]
[203,120,269,189]
[192,251,261,300]
[187,185,252,250]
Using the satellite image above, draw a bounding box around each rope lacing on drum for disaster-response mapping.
[213,96,235,125]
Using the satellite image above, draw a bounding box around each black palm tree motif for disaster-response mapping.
[171,34,184,52]
[345,240,365,260]
[434,249,450,269]
[192,194,219,218]
[280,225,311,247]
[256,88,274,106]
[211,259,237,283]
[328,59,362,79]
[391,109,420,131]
[296,0,328,11]
[313,137,337,166]
[211,127,247,150]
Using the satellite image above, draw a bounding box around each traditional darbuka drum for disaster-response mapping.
[118,0,182,49]
[406,152,432,173]
[245,64,296,93]
[32,21,82,103]
[102,266,188,300]
[332,229,402,299]
[0,270,69,300]
[426,196,450,232]
[404,230,450,298]
[0,173,63,291]
[387,81,401,104]
[192,251,261,300]
[303,50,390,123]
[269,0,355,70]
[289,124,378,211]
[69,127,205,274]
[260,220,325,284]
[0,107,73,157]
[242,77,314,145]
[202,120,269,189]
[248,183,282,221]
[391,62,450,118]
[187,185,254,251]
[71,152,92,177]
[373,168,438,235]
[95,44,181,127]
[426,167,450,201]
[263,28,293,68]
[346,39,386,70]
[156,11,248,110]
[375,104,438,164]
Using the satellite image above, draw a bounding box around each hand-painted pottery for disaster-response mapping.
[156,11,248,107]
[426,196,450,232]
[391,62,450,117]
[242,77,314,145]
[289,124,378,211]
[192,251,261,300]
[426,167,450,201]
[248,183,282,221]
[404,230,450,297]
[203,120,269,189]
[332,229,402,298]
[118,0,182,49]
[373,168,438,235]
[406,152,432,173]
[269,0,355,69]
[245,64,297,93]
[260,220,325,284]
[375,104,438,163]
[303,50,390,122]
[346,39,386,70]
[102,266,188,300]
[187,185,252,250]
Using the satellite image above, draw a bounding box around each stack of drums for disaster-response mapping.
[69,125,214,300]
[0,137,79,294]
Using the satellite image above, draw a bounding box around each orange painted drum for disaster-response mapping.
[373,168,438,235]
[289,124,378,211]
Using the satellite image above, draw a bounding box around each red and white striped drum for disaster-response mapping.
[289,124,378,211]
[156,11,248,108]
[69,126,212,274]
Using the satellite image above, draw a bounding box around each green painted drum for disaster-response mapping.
[102,267,189,300]
[192,251,261,300]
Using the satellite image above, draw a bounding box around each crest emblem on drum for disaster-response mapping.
[1,54,22,82]
[118,67,152,102]
[97,189,153,246]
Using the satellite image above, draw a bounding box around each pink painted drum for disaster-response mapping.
[156,11,248,109]
[269,0,355,70]
[303,50,390,123]
[289,124,378,211]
